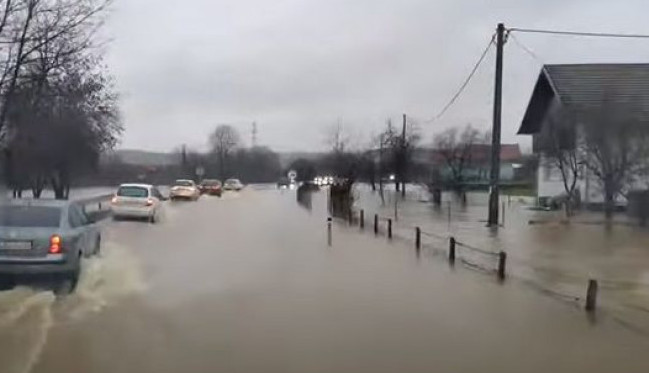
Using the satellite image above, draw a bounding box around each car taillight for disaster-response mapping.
[49,235,62,254]
[145,198,154,206]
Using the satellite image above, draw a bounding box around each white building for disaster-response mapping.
[518,63,649,208]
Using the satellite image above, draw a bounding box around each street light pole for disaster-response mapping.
[488,23,505,227]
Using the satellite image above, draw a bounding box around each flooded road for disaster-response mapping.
[356,185,649,329]
[2,187,649,372]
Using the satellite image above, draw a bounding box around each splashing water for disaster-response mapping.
[0,241,147,372]
[0,289,55,373]
[57,242,147,320]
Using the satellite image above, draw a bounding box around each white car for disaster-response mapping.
[223,178,244,191]
[111,183,164,223]
[170,179,201,201]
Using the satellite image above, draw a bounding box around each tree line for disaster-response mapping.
[288,117,425,194]
[0,0,120,199]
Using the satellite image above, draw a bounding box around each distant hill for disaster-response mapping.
[102,149,178,166]
[102,149,325,169]
[278,152,326,169]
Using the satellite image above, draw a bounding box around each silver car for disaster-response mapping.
[223,178,244,191]
[0,199,101,293]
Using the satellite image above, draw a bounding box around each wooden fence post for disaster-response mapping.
[327,217,332,246]
[498,251,507,280]
[585,279,598,312]
[374,214,378,235]
[415,227,421,252]
[387,218,392,239]
[449,237,456,264]
[360,209,365,229]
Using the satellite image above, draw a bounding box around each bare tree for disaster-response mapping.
[539,110,582,217]
[578,100,649,219]
[0,0,112,142]
[322,120,362,180]
[1,0,117,198]
[433,124,484,193]
[375,118,421,198]
[326,119,350,155]
[6,59,121,199]
[209,124,240,180]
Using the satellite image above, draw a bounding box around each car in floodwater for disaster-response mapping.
[200,179,222,196]
[223,178,244,191]
[111,183,165,222]
[170,179,201,201]
[0,199,101,293]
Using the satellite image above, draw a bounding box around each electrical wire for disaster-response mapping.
[509,27,649,39]
[509,33,545,66]
[424,34,495,124]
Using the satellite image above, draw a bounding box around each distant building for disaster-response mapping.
[517,63,649,207]
[428,144,523,183]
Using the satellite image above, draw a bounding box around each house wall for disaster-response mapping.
[439,163,517,183]
[536,154,631,206]
[537,155,567,199]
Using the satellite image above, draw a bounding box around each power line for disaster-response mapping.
[425,34,495,124]
[509,27,649,39]
[509,33,545,66]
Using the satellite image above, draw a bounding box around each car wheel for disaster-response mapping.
[55,259,80,296]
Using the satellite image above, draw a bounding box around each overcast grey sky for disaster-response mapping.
[105,0,649,152]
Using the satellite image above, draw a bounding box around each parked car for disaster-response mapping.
[0,199,102,293]
[170,179,201,201]
[111,183,165,222]
[277,177,290,189]
[200,179,222,196]
[223,178,244,191]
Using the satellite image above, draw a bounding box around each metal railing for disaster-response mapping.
[77,193,113,222]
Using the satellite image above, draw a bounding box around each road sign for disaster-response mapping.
[288,170,297,181]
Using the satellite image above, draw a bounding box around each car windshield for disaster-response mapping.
[225,179,239,185]
[0,206,61,228]
[175,180,194,187]
[117,186,149,198]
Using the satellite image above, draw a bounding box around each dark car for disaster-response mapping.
[200,179,223,196]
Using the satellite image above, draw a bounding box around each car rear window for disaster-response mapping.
[0,206,62,227]
[117,186,149,198]
[175,180,194,187]
[202,180,221,186]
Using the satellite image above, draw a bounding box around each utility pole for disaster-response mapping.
[488,23,505,227]
[181,144,187,166]
[251,121,258,148]
[379,132,385,204]
[401,113,407,198]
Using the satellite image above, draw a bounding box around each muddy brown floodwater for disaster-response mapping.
[2,187,649,373]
